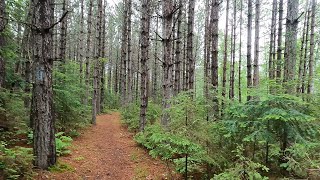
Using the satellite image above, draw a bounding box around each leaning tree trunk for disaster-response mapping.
[139,0,151,132]
[31,0,56,169]
[0,0,6,88]
[307,0,316,94]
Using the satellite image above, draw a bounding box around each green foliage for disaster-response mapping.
[121,102,162,131]
[135,124,210,175]
[0,141,34,180]
[27,132,73,157]
[53,62,90,130]
[48,162,74,173]
[55,132,73,157]
[213,146,269,180]
[104,91,121,110]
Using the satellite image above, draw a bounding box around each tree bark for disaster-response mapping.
[283,0,299,94]
[31,0,56,169]
[139,0,151,132]
[222,0,230,104]
[253,0,260,87]
[127,0,133,103]
[174,0,183,96]
[268,0,277,81]
[0,0,6,88]
[161,0,174,127]
[246,0,253,101]
[307,0,316,94]
[210,0,219,116]
[238,0,243,102]
[276,0,283,82]
[120,0,128,104]
[187,0,195,91]
[85,0,93,106]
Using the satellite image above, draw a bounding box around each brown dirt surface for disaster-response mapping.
[37,112,179,180]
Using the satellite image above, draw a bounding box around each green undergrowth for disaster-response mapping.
[48,161,74,173]
[121,92,320,179]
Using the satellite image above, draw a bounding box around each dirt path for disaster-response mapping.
[37,112,176,180]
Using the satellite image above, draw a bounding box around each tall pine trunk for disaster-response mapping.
[307,0,316,94]
[139,0,151,131]
[246,0,253,101]
[187,0,195,91]
[31,0,56,169]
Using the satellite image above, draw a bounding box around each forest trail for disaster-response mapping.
[37,112,174,180]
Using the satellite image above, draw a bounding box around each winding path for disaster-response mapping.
[37,112,176,180]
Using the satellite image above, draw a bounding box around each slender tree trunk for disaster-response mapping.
[161,0,174,127]
[246,0,253,101]
[120,0,128,104]
[276,0,284,82]
[222,0,230,104]
[85,0,93,106]
[59,0,68,62]
[152,12,159,99]
[297,2,309,94]
[100,1,107,112]
[204,0,210,99]
[139,0,151,131]
[283,0,299,94]
[253,0,260,87]
[211,0,219,116]
[229,0,236,100]
[187,0,195,91]
[127,0,133,103]
[0,0,6,88]
[307,0,316,94]
[79,0,84,86]
[301,10,311,94]
[238,0,243,103]
[269,0,277,81]
[31,0,56,169]
[175,0,183,96]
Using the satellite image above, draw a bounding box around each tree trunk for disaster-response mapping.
[152,10,159,99]
[283,0,299,94]
[0,0,6,88]
[276,0,283,82]
[268,0,277,81]
[79,0,84,86]
[120,0,128,104]
[31,0,56,169]
[229,0,236,100]
[175,0,183,96]
[85,0,93,106]
[222,0,230,105]
[161,0,174,127]
[253,0,260,87]
[204,0,210,100]
[307,0,316,94]
[246,0,253,101]
[238,0,243,103]
[211,0,219,116]
[59,0,68,62]
[187,0,195,91]
[127,0,133,103]
[139,0,151,132]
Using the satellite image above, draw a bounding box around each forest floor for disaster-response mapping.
[37,112,178,180]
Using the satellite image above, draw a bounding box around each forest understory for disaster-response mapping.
[1,0,320,179]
